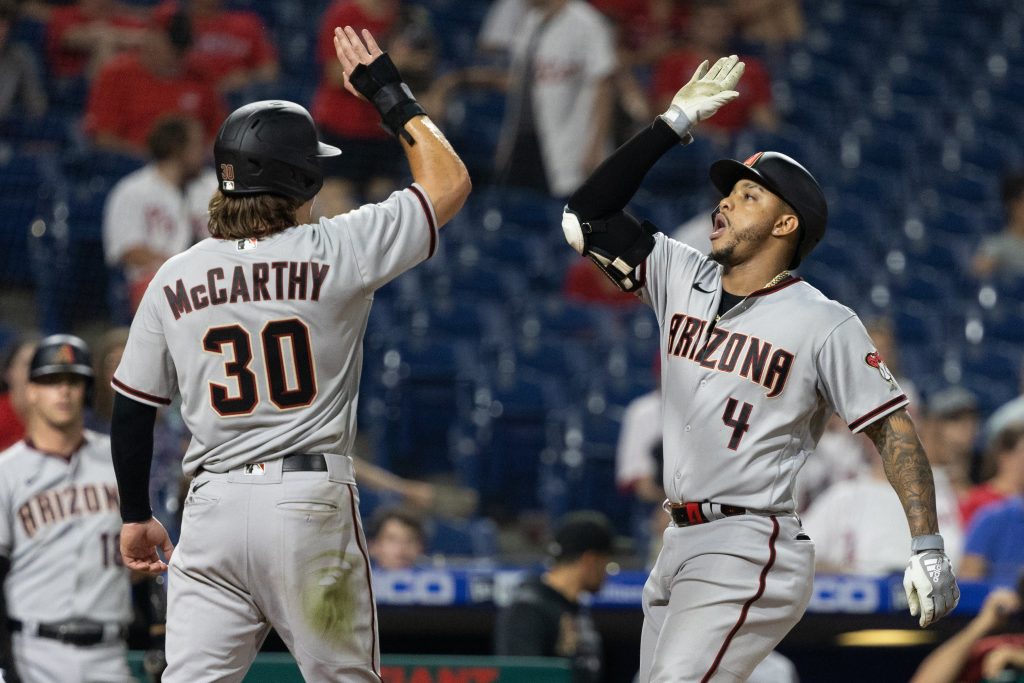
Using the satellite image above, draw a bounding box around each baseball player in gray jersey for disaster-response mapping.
[562,56,960,681]
[0,335,133,683]
[108,26,469,683]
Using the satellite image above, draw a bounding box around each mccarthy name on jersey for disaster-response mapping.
[163,259,331,320]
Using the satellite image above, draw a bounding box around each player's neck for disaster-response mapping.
[720,257,791,296]
[543,567,583,602]
[27,419,85,458]
[154,159,186,190]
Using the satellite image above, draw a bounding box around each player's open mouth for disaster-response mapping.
[710,212,728,240]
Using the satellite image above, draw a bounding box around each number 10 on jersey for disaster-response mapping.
[203,318,317,416]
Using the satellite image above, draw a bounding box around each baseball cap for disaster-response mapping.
[709,151,828,267]
[927,387,978,419]
[548,511,615,560]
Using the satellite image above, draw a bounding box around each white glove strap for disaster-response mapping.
[658,107,694,144]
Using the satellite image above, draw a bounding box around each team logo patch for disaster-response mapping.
[54,344,76,364]
[220,163,235,191]
[865,351,896,387]
[743,151,765,167]
[243,463,266,476]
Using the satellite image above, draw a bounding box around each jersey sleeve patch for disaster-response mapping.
[407,184,437,259]
[111,376,172,407]
[848,394,909,433]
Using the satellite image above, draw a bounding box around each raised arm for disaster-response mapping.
[333,26,470,227]
[863,408,960,627]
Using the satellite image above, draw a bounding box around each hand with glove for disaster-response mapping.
[659,55,746,141]
[904,534,961,628]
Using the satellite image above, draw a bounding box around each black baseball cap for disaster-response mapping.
[549,511,615,560]
[710,151,828,268]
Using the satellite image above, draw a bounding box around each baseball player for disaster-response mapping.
[0,335,133,683]
[108,26,469,683]
[561,56,960,681]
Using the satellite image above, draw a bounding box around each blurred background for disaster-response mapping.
[3,0,1024,681]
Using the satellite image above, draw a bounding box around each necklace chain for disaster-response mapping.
[715,270,790,322]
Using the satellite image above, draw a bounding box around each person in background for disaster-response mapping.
[0,339,38,452]
[0,1,47,121]
[367,506,427,570]
[44,0,146,81]
[961,423,1024,527]
[922,387,982,499]
[83,11,225,155]
[102,116,217,312]
[313,0,436,216]
[431,0,616,197]
[494,511,613,683]
[728,0,805,54]
[960,496,1024,588]
[650,2,776,144]
[972,173,1024,280]
[154,0,278,94]
[911,584,1024,683]
[615,381,663,567]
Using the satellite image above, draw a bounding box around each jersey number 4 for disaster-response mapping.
[203,318,317,416]
[722,397,753,450]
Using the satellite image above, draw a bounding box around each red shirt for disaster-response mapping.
[960,483,1008,527]
[652,49,772,132]
[591,0,689,49]
[46,5,148,79]
[563,259,642,308]
[154,2,277,86]
[0,394,25,452]
[311,1,396,139]
[962,634,1024,683]
[84,53,226,149]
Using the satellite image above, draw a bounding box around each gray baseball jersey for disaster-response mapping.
[0,432,131,624]
[641,234,908,511]
[112,184,437,474]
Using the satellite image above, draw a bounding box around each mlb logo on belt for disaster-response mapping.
[243,463,266,476]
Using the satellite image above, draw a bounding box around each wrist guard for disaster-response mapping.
[349,52,426,144]
[910,534,945,553]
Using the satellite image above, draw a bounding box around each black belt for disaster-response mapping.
[198,453,328,476]
[8,618,125,647]
[281,452,328,472]
[667,501,747,527]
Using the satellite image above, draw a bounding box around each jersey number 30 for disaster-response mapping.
[203,319,317,416]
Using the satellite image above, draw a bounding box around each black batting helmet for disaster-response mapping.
[214,100,341,203]
[29,334,94,384]
[710,151,828,268]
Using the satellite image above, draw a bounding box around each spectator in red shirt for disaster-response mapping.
[154,0,278,94]
[312,0,436,216]
[651,2,776,142]
[563,257,642,308]
[83,10,226,155]
[45,0,147,80]
[0,337,38,451]
[961,423,1024,526]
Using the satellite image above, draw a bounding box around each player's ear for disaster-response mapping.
[771,211,800,238]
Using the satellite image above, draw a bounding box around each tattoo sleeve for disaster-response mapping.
[862,408,939,537]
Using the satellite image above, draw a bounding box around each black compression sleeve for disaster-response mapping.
[0,557,20,682]
[111,392,158,523]
[567,117,682,221]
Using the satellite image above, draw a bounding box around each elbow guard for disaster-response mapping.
[562,208,657,292]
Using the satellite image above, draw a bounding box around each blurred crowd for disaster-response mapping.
[2,0,1024,600]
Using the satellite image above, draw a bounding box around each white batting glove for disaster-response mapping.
[659,55,745,140]
[903,534,960,628]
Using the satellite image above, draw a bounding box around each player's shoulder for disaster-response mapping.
[109,164,158,196]
[0,440,36,482]
[564,0,610,28]
[786,279,860,325]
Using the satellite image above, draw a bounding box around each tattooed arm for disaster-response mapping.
[862,408,938,536]
[864,407,960,627]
